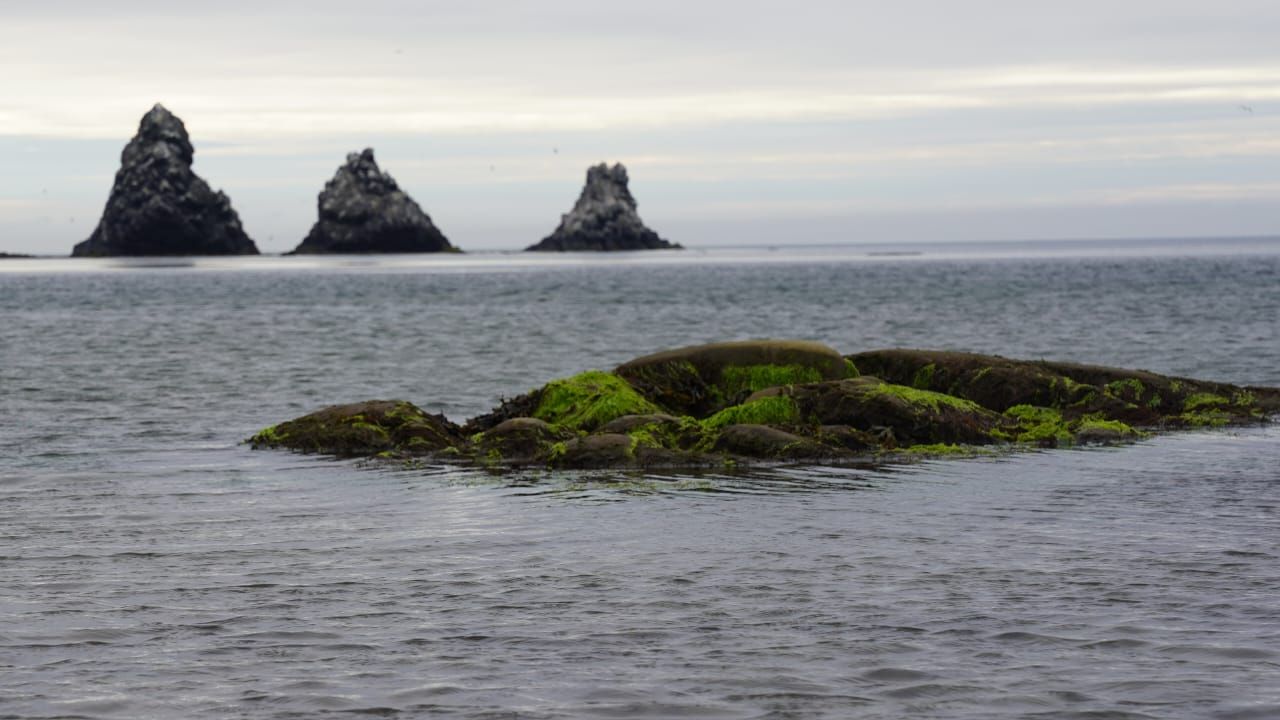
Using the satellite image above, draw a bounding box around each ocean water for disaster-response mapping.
[2,238,1279,719]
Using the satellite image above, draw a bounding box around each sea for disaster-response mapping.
[2,237,1279,719]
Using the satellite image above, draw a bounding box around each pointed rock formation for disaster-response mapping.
[526,163,679,251]
[289,149,453,254]
[72,104,257,257]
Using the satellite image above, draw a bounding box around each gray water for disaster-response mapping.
[2,240,1279,718]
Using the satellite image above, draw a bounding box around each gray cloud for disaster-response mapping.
[2,1,1279,253]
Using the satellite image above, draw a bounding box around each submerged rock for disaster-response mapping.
[73,104,257,257]
[290,149,454,254]
[250,340,1278,468]
[526,163,679,251]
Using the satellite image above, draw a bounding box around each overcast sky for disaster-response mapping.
[2,0,1279,254]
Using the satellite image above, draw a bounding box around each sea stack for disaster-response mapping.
[289,149,453,254]
[526,163,679,251]
[72,104,257,257]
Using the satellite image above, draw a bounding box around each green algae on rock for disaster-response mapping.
[249,340,1277,468]
[847,348,1276,428]
[616,339,855,417]
[249,400,464,457]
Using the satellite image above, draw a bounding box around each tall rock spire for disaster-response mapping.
[526,163,679,251]
[289,149,454,254]
[72,104,258,257]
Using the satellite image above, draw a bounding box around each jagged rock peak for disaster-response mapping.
[288,148,454,254]
[123,103,193,167]
[526,162,680,252]
[578,163,636,211]
[71,104,258,257]
[338,148,399,195]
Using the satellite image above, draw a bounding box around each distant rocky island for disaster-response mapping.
[0,252,33,259]
[289,149,454,254]
[72,104,258,257]
[56,104,688,255]
[249,339,1279,469]
[527,163,679,251]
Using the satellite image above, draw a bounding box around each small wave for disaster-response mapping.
[861,667,938,682]
[881,682,982,699]
[990,630,1077,645]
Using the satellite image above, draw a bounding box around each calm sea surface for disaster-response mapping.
[2,239,1279,719]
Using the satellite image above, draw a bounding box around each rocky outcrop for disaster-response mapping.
[249,340,1278,469]
[72,104,257,257]
[289,149,453,254]
[526,163,679,251]
[615,339,852,417]
[845,348,1278,428]
[248,400,464,457]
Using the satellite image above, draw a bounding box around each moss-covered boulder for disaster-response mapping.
[249,400,465,457]
[616,339,855,416]
[473,417,569,464]
[778,377,1007,446]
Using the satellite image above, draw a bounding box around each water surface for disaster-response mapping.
[2,239,1278,718]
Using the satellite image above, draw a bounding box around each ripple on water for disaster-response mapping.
[3,256,1280,718]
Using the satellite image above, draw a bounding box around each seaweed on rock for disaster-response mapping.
[249,340,1278,469]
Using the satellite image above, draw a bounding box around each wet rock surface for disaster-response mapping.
[526,163,679,251]
[249,400,464,457]
[847,348,1277,429]
[250,340,1279,468]
[290,149,453,254]
[73,104,258,257]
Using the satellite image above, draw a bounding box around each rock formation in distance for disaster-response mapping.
[289,149,454,254]
[526,163,679,251]
[72,104,258,257]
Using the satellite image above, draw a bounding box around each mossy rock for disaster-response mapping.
[532,370,664,431]
[713,424,847,460]
[1073,418,1143,444]
[616,339,855,416]
[249,400,465,457]
[999,404,1143,447]
[848,349,1270,427]
[473,417,569,463]
[782,377,1007,446]
[249,341,1278,470]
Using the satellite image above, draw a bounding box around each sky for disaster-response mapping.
[2,0,1279,254]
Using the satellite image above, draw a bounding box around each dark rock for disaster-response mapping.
[475,417,567,462]
[816,425,878,452]
[783,377,1008,446]
[250,341,1280,470]
[526,163,679,251]
[290,149,454,254]
[616,339,854,416]
[72,104,257,257]
[461,390,545,435]
[552,433,634,469]
[713,424,843,460]
[847,348,1268,427]
[1073,422,1138,445]
[597,413,682,434]
[248,399,464,457]
[0,252,33,259]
